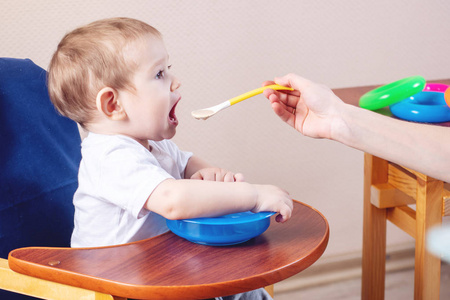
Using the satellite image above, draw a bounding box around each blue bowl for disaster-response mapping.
[389,91,450,123]
[166,211,275,246]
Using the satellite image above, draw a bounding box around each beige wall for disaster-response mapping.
[2,0,449,258]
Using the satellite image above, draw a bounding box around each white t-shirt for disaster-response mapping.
[71,133,193,248]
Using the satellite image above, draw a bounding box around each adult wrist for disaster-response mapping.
[329,102,355,144]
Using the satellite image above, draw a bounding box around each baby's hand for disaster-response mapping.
[190,168,245,182]
[252,185,293,223]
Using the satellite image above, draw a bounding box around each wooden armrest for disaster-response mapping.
[0,258,122,300]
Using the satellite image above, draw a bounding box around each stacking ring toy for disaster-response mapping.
[445,87,450,107]
[359,75,426,110]
[424,82,450,107]
[423,83,449,92]
[389,91,450,123]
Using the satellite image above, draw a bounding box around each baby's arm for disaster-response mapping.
[184,155,245,182]
[146,178,293,223]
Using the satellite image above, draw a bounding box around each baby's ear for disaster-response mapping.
[96,87,126,120]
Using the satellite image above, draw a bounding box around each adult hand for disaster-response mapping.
[263,73,344,139]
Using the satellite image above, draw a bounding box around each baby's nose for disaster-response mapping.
[171,77,181,91]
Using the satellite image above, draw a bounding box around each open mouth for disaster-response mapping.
[169,101,179,125]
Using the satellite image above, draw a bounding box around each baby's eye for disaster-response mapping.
[156,70,165,79]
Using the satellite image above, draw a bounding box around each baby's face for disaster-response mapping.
[118,35,181,145]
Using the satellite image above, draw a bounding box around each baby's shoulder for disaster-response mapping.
[82,133,147,160]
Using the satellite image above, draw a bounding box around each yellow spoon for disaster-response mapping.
[191,84,294,120]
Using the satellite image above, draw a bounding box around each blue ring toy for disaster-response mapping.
[389,91,450,123]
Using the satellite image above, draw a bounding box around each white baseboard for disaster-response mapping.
[274,242,415,293]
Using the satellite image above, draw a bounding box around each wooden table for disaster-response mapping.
[333,79,450,300]
[8,200,329,300]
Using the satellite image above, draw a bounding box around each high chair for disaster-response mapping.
[0,57,329,299]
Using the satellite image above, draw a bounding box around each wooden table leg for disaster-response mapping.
[414,177,442,300]
[362,154,388,300]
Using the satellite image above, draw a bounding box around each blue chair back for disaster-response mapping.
[0,58,81,299]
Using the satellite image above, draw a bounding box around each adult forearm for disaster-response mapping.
[334,103,450,182]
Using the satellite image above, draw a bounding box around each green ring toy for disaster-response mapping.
[359,75,426,110]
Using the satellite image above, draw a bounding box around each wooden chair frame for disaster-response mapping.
[0,258,125,300]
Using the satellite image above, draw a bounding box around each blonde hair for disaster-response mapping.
[48,18,161,127]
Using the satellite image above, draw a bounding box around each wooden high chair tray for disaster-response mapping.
[8,200,329,300]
